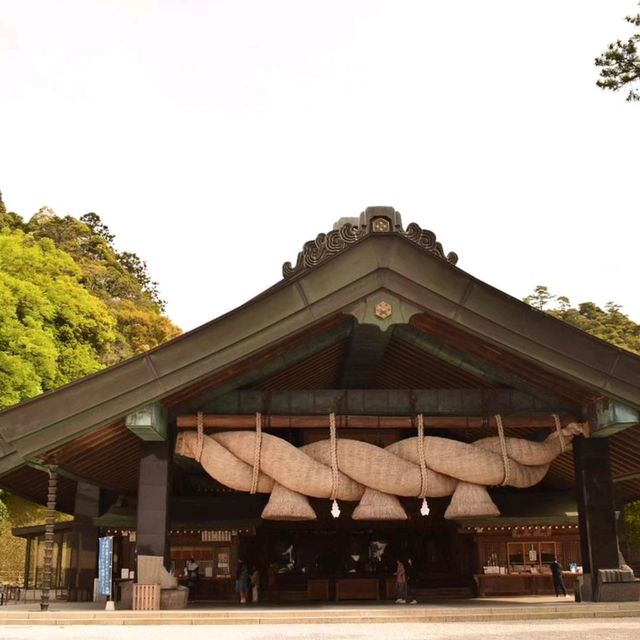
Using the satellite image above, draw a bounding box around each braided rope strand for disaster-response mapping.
[417,414,428,499]
[495,414,511,486]
[195,411,205,463]
[177,419,586,515]
[250,412,263,494]
[552,414,566,453]
[329,412,339,501]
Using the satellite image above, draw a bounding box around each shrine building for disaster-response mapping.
[1,207,640,606]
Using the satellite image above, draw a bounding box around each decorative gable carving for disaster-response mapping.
[282,206,458,279]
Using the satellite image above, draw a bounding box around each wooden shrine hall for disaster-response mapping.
[1,206,640,607]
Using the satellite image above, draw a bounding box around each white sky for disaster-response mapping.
[1,0,638,331]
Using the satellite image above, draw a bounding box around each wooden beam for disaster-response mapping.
[176,414,578,429]
[195,389,578,417]
[612,472,640,484]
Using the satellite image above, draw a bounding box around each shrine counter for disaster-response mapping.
[473,572,580,597]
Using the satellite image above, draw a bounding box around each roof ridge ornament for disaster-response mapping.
[282,206,458,279]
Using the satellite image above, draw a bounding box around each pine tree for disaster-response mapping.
[596,2,640,102]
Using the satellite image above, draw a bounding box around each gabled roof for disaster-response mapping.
[1,206,639,479]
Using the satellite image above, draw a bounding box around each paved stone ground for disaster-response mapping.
[0,594,591,611]
[2,619,640,640]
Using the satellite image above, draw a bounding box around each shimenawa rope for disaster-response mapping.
[495,414,511,486]
[329,412,340,516]
[250,412,263,494]
[552,414,566,453]
[417,413,430,516]
[195,411,205,463]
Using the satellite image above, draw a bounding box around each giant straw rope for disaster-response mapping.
[175,418,584,521]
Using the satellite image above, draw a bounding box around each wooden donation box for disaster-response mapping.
[307,577,381,601]
[335,578,379,601]
[307,579,330,600]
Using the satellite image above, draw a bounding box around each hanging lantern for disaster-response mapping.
[331,499,341,519]
[420,497,430,516]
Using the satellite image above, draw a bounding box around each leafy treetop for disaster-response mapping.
[0,229,117,408]
[523,285,640,355]
[596,2,640,102]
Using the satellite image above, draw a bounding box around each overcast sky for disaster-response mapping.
[1,0,638,331]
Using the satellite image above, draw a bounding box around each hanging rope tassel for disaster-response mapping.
[195,411,205,463]
[495,414,511,486]
[552,414,566,453]
[329,412,340,518]
[417,414,430,516]
[250,412,263,494]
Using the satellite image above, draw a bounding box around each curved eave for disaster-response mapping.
[0,233,639,477]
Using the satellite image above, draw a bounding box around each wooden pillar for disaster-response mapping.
[136,439,172,563]
[68,482,100,600]
[40,463,58,611]
[23,539,32,590]
[573,437,619,601]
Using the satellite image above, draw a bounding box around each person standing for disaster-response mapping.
[250,566,260,603]
[406,558,418,604]
[394,559,407,603]
[235,560,250,603]
[550,557,570,598]
[186,557,199,593]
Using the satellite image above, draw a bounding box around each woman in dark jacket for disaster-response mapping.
[406,558,418,604]
[235,560,250,603]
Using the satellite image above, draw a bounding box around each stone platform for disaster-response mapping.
[0,598,640,625]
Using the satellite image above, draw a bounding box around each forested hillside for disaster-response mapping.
[0,191,181,409]
[523,285,640,355]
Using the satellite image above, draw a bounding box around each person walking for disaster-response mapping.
[394,559,407,603]
[550,557,570,598]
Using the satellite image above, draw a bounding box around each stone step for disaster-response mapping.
[1,602,640,625]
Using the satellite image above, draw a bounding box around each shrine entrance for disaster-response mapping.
[245,511,472,602]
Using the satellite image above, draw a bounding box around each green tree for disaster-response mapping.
[0,229,117,408]
[79,211,115,245]
[524,286,640,355]
[523,285,556,311]
[625,502,640,548]
[595,2,640,102]
[0,191,24,231]
[0,490,8,523]
[24,208,180,363]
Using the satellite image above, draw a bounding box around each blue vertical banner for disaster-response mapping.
[98,536,113,597]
